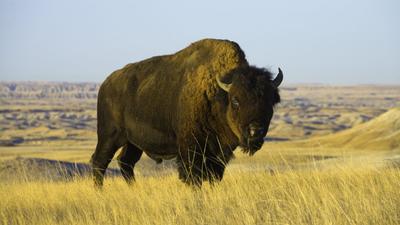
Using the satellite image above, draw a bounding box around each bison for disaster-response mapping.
[91,39,283,187]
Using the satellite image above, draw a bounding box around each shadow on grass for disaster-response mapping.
[0,157,120,182]
[0,156,177,182]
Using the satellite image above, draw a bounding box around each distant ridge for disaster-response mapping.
[0,82,99,99]
[294,108,400,150]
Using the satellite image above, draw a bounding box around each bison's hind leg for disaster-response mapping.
[117,142,143,184]
[91,139,121,188]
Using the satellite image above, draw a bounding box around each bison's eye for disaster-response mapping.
[231,97,239,108]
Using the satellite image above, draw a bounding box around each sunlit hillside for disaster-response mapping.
[288,107,400,150]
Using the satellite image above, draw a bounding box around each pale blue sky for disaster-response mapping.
[1,0,399,84]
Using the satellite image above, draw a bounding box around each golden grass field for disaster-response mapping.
[0,83,399,225]
[1,165,399,225]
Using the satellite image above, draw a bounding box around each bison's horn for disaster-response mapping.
[216,75,232,92]
[272,68,283,88]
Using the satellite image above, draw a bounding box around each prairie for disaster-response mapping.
[1,164,399,225]
[0,82,399,225]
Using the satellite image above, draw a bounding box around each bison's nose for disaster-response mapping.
[248,124,266,138]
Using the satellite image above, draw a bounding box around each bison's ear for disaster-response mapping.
[272,68,283,88]
[216,73,234,92]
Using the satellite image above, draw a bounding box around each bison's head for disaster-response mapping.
[217,66,283,155]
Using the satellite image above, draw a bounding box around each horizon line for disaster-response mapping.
[1,80,400,87]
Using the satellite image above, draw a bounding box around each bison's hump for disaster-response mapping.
[172,39,248,74]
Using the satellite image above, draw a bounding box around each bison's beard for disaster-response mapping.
[240,137,264,156]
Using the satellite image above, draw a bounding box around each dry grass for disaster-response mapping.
[1,84,400,224]
[1,164,399,225]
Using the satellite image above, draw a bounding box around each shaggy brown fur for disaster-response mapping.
[90,39,282,187]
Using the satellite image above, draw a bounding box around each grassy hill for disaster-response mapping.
[287,108,400,151]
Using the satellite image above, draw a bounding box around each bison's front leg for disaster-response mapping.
[205,158,226,184]
[176,146,204,187]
